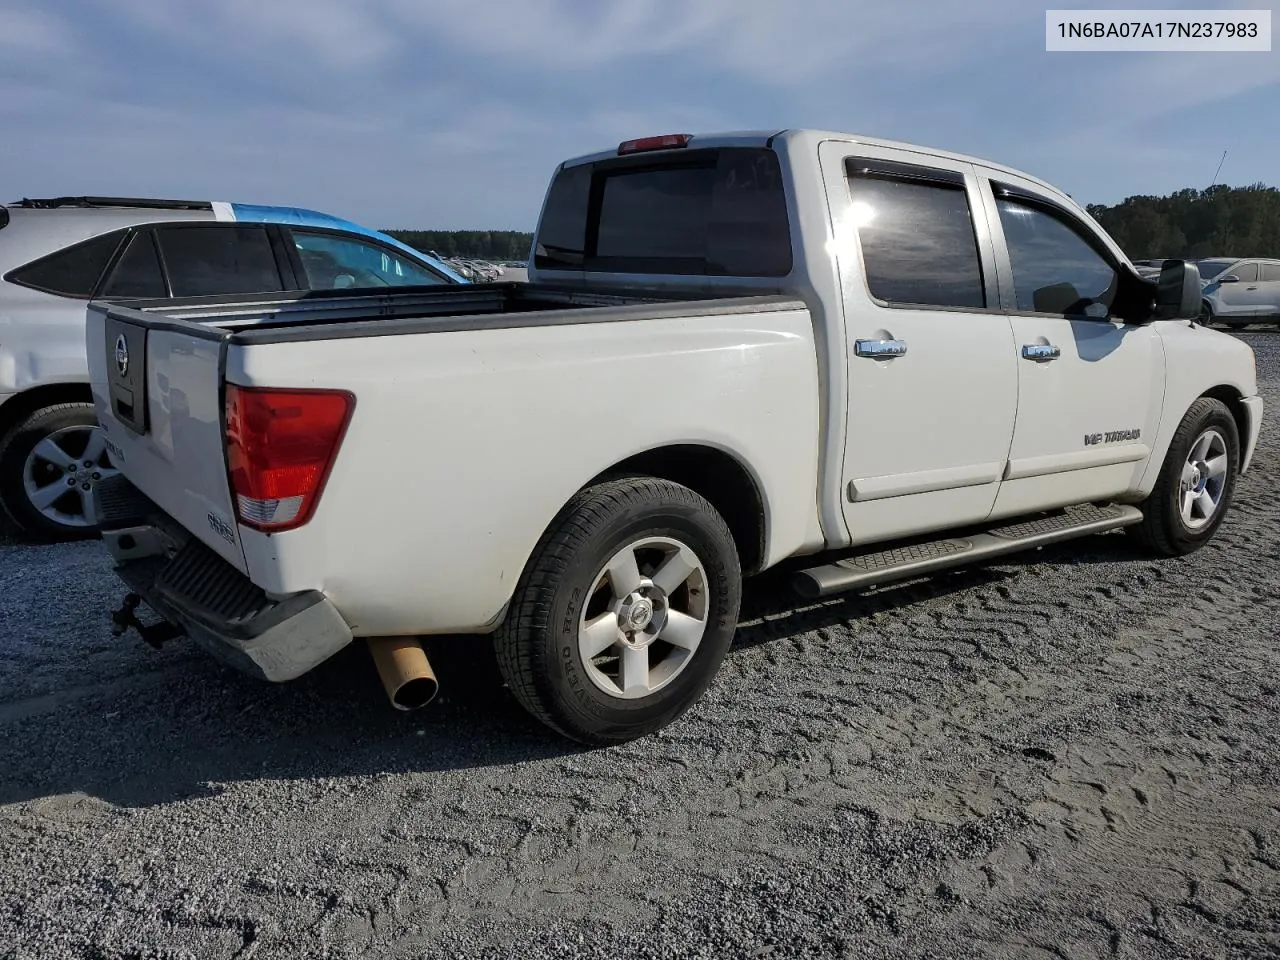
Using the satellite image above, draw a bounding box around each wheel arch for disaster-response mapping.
[1199,384,1249,452]
[587,443,769,577]
[0,382,95,441]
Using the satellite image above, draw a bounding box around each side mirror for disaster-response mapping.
[1218,274,1240,284]
[1155,260,1202,321]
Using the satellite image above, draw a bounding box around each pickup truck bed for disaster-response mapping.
[87,283,821,677]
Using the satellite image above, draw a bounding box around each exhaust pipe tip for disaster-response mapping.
[367,637,439,711]
[390,674,439,711]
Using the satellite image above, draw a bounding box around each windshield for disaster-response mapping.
[1194,258,1235,280]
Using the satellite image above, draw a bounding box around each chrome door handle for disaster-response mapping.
[1021,343,1061,362]
[855,338,908,359]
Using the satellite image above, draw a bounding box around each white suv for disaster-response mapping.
[0,196,464,541]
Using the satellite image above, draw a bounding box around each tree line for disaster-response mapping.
[386,181,1280,263]
[384,230,533,261]
[1086,183,1280,260]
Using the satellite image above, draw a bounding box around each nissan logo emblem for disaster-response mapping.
[114,334,129,377]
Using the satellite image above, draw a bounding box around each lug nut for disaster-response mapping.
[84,460,93,468]
[81,483,91,491]
[92,473,100,480]
[67,477,77,486]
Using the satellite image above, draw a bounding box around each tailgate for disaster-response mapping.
[87,302,247,573]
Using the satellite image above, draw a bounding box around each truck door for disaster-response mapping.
[818,143,1018,547]
[977,173,1163,518]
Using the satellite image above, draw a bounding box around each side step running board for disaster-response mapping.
[793,503,1143,599]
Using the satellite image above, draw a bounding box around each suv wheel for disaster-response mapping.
[0,403,116,541]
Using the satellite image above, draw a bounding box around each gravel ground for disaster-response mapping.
[2,332,1279,960]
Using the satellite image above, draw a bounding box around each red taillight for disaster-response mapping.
[224,385,354,532]
[617,133,692,155]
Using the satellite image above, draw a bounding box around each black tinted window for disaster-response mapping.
[1233,262,1259,282]
[6,230,125,297]
[997,199,1117,313]
[1261,263,1280,282]
[100,231,166,298]
[534,148,792,277]
[847,174,986,309]
[534,164,591,268]
[158,225,284,297]
[597,166,715,261]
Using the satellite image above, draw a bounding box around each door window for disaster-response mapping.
[157,225,286,297]
[100,231,167,298]
[5,230,126,298]
[291,230,447,289]
[996,198,1117,314]
[845,169,986,309]
[1232,262,1259,282]
[1260,263,1280,282]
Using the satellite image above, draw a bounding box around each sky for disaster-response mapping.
[1,0,1277,232]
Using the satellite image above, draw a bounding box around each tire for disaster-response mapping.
[1129,397,1239,557]
[1196,302,1215,327]
[0,403,114,541]
[495,476,742,746]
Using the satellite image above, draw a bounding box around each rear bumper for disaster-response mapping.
[1240,395,1264,475]
[93,476,352,682]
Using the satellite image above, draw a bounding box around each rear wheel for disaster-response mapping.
[495,476,741,745]
[1196,302,1215,326]
[1130,397,1239,556]
[0,403,116,541]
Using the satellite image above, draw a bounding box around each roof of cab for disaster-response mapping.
[559,127,1076,209]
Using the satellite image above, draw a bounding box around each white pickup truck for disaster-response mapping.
[87,129,1264,745]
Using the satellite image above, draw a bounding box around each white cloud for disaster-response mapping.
[386,0,1030,82]
[104,0,399,69]
[0,4,71,54]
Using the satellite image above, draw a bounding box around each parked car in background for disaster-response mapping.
[1131,259,1167,280]
[0,196,465,541]
[1194,257,1280,328]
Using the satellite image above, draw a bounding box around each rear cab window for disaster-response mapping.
[533,147,792,277]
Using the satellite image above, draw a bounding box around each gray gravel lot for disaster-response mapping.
[2,331,1279,959]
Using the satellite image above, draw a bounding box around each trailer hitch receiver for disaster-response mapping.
[110,593,183,649]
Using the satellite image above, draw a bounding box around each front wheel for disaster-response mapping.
[495,476,742,745]
[1129,397,1239,556]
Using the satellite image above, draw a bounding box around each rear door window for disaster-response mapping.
[5,230,127,298]
[100,231,167,298]
[1261,263,1280,282]
[156,224,286,297]
[533,147,792,277]
[845,165,986,309]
